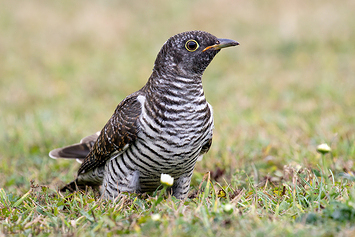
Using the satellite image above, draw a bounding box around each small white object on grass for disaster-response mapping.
[151,213,161,221]
[317,143,331,154]
[160,173,174,187]
[223,203,234,214]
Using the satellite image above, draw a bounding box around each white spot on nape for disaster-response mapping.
[76,159,83,164]
[197,155,203,161]
[137,95,146,106]
[95,131,101,136]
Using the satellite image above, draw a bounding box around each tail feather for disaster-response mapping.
[49,144,90,161]
[49,131,100,163]
[60,180,80,193]
[60,179,91,193]
[50,132,102,193]
[60,179,101,193]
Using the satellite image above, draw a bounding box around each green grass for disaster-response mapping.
[1,0,355,236]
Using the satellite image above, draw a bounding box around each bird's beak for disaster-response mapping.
[203,38,239,52]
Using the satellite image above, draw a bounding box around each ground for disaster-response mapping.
[1,0,355,236]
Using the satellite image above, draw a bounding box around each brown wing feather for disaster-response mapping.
[200,138,212,155]
[77,93,142,175]
[80,132,101,145]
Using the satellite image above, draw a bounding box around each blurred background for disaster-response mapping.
[1,0,354,193]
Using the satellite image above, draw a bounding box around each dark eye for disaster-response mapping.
[185,39,199,52]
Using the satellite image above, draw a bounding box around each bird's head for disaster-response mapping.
[153,31,239,79]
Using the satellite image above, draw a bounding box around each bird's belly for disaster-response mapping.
[104,136,204,193]
[104,102,213,194]
[129,137,204,192]
[134,133,202,172]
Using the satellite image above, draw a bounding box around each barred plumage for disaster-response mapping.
[49,31,238,200]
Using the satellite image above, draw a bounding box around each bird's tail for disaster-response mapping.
[49,132,100,163]
[60,180,80,193]
[59,179,92,193]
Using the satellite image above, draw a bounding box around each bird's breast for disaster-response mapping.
[135,94,213,162]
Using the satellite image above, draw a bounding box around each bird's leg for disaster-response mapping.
[171,171,193,199]
[127,170,141,192]
[101,169,141,201]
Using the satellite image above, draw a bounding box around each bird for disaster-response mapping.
[49,30,239,200]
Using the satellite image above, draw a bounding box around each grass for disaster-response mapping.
[1,0,355,236]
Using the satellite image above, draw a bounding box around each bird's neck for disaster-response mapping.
[144,70,205,100]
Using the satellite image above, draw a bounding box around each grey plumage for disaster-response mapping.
[49,131,100,163]
[49,31,239,200]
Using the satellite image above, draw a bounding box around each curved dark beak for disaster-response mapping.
[203,38,239,52]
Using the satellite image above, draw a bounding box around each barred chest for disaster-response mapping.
[135,94,213,166]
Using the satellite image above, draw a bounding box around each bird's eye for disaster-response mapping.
[185,39,199,52]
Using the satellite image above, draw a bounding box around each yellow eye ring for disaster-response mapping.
[185,39,199,52]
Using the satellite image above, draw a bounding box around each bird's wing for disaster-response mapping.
[80,131,101,145]
[49,131,100,163]
[196,138,212,162]
[77,93,142,175]
[200,138,212,155]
